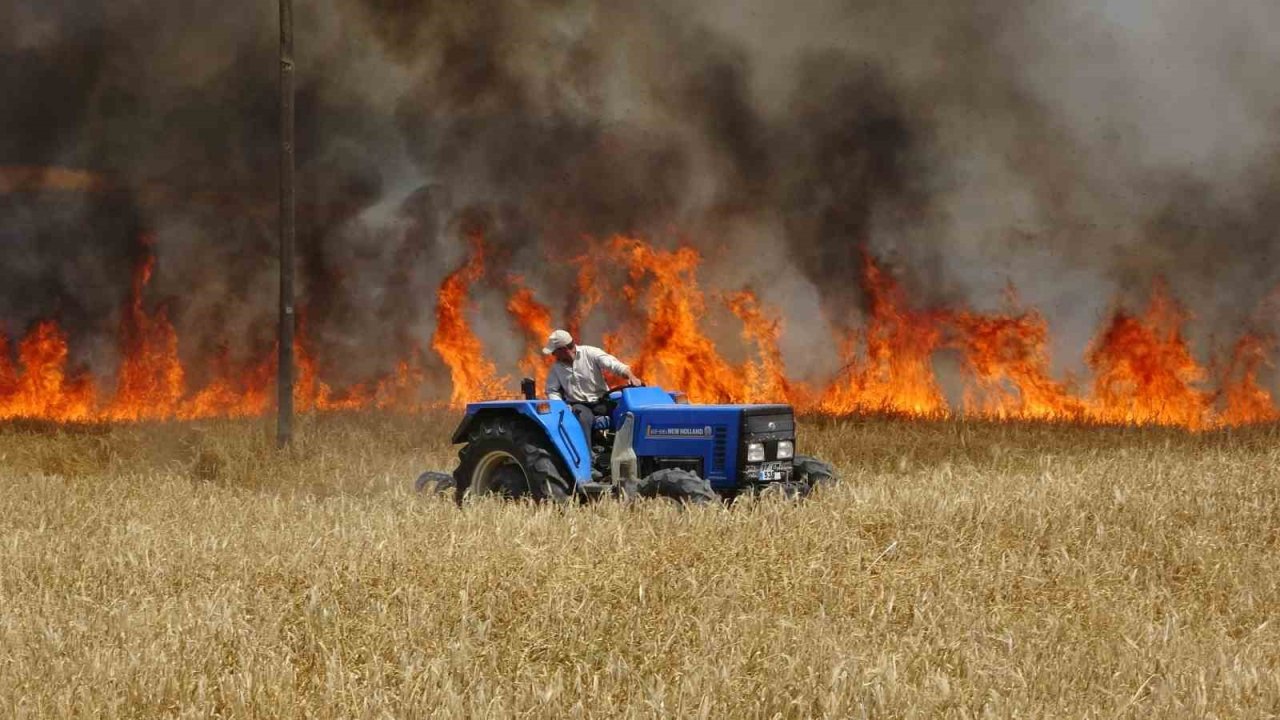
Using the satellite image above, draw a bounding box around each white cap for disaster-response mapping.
[541,329,574,355]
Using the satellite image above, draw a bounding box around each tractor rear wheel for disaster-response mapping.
[636,468,719,505]
[453,416,573,505]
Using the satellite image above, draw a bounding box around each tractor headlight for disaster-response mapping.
[746,442,765,463]
[776,440,794,459]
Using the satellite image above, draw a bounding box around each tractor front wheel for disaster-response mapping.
[793,455,837,493]
[453,416,573,505]
[636,468,719,505]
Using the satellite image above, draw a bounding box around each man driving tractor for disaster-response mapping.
[542,329,642,457]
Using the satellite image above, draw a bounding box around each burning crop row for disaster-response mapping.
[0,234,1276,429]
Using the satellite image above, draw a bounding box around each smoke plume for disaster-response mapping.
[2,0,1278,395]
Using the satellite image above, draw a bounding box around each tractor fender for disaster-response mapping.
[449,401,593,485]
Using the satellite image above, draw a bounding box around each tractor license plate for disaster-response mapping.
[757,463,785,482]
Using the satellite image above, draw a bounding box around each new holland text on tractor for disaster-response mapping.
[419,380,836,503]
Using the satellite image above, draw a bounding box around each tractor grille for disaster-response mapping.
[712,426,727,472]
[737,405,796,487]
[742,406,795,441]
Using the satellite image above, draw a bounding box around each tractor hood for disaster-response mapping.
[611,387,795,489]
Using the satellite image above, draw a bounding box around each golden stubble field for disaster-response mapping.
[1,411,1277,718]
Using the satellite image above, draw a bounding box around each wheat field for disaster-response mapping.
[1,412,1277,718]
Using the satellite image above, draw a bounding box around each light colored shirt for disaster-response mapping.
[546,345,631,402]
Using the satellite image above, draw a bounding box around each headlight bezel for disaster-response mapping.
[746,442,765,463]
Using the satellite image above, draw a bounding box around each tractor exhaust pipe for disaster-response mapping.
[521,377,536,400]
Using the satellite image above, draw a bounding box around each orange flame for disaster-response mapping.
[429,236,508,407]
[178,346,269,420]
[607,236,741,402]
[0,320,96,421]
[295,321,372,413]
[0,240,427,422]
[105,243,186,421]
[0,231,1276,429]
[0,333,17,401]
[950,309,1084,420]
[566,258,602,339]
[1216,334,1279,426]
[725,290,809,406]
[821,253,946,415]
[1087,281,1210,429]
[506,276,554,379]
[373,347,425,412]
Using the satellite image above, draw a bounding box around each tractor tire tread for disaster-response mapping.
[453,417,573,505]
[414,470,455,494]
[793,455,837,492]
[637,468,718,505]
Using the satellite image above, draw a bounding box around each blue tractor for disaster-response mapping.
[422,379,836,504]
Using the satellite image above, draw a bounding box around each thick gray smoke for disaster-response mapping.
[1,0,1277,391]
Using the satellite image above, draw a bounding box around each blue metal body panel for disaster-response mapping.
[608,387,746,491]
[455,387,791,493]
[450,400,594,485]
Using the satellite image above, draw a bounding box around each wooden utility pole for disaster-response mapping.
[277,0,295,447]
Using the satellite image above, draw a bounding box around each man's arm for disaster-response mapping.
[545,367,564,400]
[589,347,642,386]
